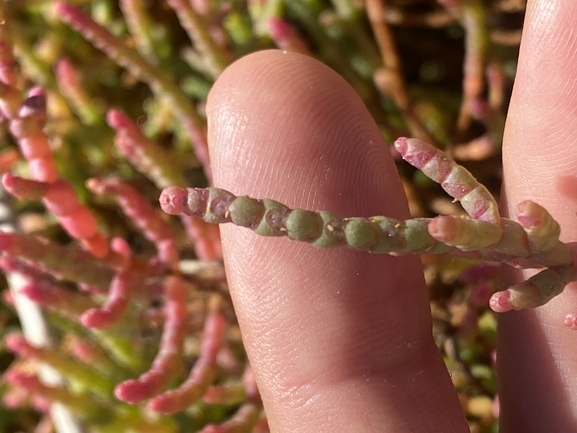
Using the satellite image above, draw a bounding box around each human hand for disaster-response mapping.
[205,1,577,431]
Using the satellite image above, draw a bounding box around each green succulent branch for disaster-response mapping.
[160,136,577,318]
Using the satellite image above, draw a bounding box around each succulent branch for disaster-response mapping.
[160,136,577,315]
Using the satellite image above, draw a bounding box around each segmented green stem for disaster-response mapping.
[490,262,577,312]
[160,186,451,255]
[159,186,574,265]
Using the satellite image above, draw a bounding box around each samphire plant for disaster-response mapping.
[0,0,532,432]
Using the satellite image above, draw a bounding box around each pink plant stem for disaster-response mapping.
[0,231,115,289]
[81,238,134,329]
[7,90,57,183]
[2,172,108,257]
[106,109,187,189]
[180,214,223,261]
[199,402,262,433]
[87,177,179,269]
[106,109,222,260]
[455,0,488,131]
[115,276,186,403]
[148,310,226,414]
[394,137,500,223]
[4,369,96,418]
[55,2,212,183]
[5,334,116,396]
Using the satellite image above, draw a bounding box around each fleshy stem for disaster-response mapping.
[115,275,186,404]
[148,309,227,414]
[87,177,179,269]
[5,334,116,397]
[106,109,222,261]
[159,137,577,315]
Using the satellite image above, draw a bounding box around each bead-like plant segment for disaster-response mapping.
[394,137,500,224]
[516,200,561,253]
[490,263,577,312]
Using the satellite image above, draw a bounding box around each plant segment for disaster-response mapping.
[161,136,577,321]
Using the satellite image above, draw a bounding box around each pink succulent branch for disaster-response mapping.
[81,239,134,329]
[55,2,213,183]
[106,109,187,190]
[115,275,186,403]
[441,0,488,132]
[2,172,108,257]
[6,90,57,183]
[0,79,109,257]
[87,177,179,269]
[4,369,97,418]
[394,137,500,223]
[16,278,99,321]
[148,310,226,414]
[5,334,116,397]
[180,215,223,261]
[367,0,436,143]
[106,109,222,261]
[199,402,262,433]
[0,231,115,289]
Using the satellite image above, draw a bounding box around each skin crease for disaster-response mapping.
[205,1,576,431]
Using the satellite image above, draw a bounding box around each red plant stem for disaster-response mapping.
[0,258,98,322]
[455,0,489,131]
[106,109,187,189]
[3,173,107,257]
[0,231,115,288]
[148,310,226,414]
[4,369,96,418]
[115,276,186,403]
[87,177,179,269]
[199,402,262,433]
[107,109,222,260]
[81,266,133,329]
